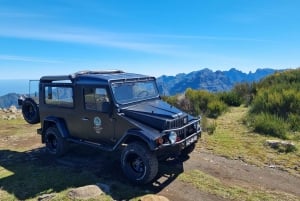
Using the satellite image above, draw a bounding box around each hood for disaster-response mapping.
[121,99,186,131]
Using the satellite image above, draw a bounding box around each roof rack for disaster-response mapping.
[40,70,125,82]
[71,70,124,79]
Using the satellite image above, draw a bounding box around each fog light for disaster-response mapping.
[193,121,200,131]
[183,117,188,124]
[169,131,177,144]
[156,137,164,145]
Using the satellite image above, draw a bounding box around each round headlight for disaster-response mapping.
[168,131,177,144]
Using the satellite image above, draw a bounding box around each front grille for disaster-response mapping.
[165,115,195,138]
[166,115,186,129]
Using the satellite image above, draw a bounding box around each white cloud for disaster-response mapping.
[0,25,180,56]
[0,54,61,63]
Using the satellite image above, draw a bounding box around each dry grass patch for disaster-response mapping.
[179,170,299,201]
[202,106,300,175]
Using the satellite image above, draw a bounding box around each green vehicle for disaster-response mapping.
[19,70,201,184]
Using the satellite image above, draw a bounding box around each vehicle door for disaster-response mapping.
[77,86,115,144]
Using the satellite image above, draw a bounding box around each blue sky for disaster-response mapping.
[0,0,299,79]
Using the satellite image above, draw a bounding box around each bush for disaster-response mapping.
[232,82,257,106]
[207,100,227,119]
[200,116,217,134]
[288,114,300,131]
[162,95,178,107]
[207,121,217,135]
[185,88,215,115]
[219,91,242,107]
[251,113,288,139]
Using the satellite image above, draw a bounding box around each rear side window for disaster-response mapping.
[45,86,74,107]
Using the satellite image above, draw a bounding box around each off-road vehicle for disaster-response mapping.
[19,70,201,184]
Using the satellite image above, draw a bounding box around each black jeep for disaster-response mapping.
[19,70,201,184]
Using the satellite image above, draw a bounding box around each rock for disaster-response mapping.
[265,140,296,152]
[9,106,18,114]
[265,140,280,148]
[1,115,17,120]
[37,193,56,201]
[140,194,170,201]
[68,185,105,200]
[8,115,17,120]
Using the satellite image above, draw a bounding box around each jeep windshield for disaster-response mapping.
[111,80,159,104]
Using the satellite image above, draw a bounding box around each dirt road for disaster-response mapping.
[158,148,300,201]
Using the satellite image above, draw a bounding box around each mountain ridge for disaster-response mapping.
[157,68,279,95]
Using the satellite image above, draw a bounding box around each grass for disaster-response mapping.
[0,117,152,201]
[202,106,300,175]
[1,107,300,200]
[179,170,299,201]
[0,152,151,201]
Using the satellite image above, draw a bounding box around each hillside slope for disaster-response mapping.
[0,93,19,108]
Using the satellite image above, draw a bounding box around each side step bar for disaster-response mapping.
[67,138,114,152]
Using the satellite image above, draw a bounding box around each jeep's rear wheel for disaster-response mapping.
[22,98,40,124]
[121,142,158,184]
[45,127,67,157]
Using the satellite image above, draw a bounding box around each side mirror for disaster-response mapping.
[102,101,112,113]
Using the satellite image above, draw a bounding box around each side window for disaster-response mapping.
[45,86,74,107]
[84,87,109,111]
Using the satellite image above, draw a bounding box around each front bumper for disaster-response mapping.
[158,118,202,149]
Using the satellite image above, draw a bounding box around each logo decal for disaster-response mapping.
[93,116,103,134]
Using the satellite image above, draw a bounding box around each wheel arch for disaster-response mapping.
[117,129,157,151]
[41,117,69,143]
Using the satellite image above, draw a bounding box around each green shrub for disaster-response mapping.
[252,113,288,139]
[185,88,215,115]
[201,115,208,131]
[162,95,178,107]
[288,113,300,131]
[207,121,217,135]
[232,82,257,106]
[219,91,242,107]
[250,88,300,119]
[207,100,227,118]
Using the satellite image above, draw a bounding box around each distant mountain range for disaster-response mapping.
[0,93,20,109]
[156,68,278,96]
[0,68,280,108]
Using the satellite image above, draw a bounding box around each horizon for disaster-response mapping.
[0,67,286,96]
[1,1,300,79]
[0,67,288,81]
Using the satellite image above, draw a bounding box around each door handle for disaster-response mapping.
[81,117,89,121]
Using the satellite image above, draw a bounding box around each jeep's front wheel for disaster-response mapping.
[45,127,68,157]
[121,142,158,184]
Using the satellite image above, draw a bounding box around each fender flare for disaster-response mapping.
[115,128,157,151]
[41,117,69,140]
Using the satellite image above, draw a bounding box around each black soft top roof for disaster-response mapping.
[40,70,155,83]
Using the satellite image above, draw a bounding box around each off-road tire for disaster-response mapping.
[45,127,68,157]
[22,98,40,124]
[121,142,158,184]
